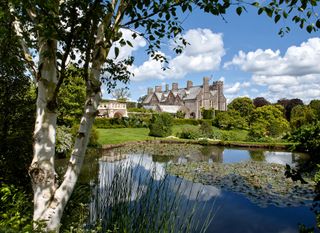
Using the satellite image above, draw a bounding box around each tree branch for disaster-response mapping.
[122,1,182,27]
[9,4,37,84]
[49,2,79,109]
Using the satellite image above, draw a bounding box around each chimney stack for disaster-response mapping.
[155,85,162,92]
[172,83,178,91]
[203,77,209,91]
[187,80,193,90]
[147,88,153,95]
[165,84,169,92]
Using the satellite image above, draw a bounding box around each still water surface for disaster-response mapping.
[87,146,316,233]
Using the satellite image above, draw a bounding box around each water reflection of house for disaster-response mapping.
[142,77,227,119]
[98,100,128,118]
[100,150,128,162]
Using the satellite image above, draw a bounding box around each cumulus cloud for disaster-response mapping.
[130,28,225,81]
[108,29,146,60]
[225,81,251,95]
[225,38,320,102]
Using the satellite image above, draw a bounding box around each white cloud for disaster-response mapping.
[225,81,251,94]
[225,82,241,94]
[108,29,146,60]
[131,28,225,81]
[130,52,168,81]
[225,38,320,102]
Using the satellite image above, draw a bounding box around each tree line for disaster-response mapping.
[213,96,320,151]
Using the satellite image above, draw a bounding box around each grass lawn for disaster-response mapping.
[97,128,152,145]
[98,125,249,145]
[97,126,290,149]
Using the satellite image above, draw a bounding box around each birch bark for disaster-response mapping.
[30,10,119,233]
[10,0,125,230]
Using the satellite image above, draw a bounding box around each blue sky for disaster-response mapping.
[103,7,320,104]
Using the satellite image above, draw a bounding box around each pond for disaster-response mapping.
[81,143,318,233]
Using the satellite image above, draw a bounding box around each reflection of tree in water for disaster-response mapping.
[249,150,265,162]
[199,146,224,163]
[291,152,311,168]
[152,154,175,163]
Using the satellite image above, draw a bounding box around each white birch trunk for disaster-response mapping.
[30,37,59,225]
[27,0,122,230]
[30,22,112,232]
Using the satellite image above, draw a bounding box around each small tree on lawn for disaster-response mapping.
[149,113,173,137]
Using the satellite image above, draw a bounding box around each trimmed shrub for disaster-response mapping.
[149,113,173,137]
[200,121,213,138]
[173,118,201,126]
[94,118,114,128]
[201,108,214,119]
[175,110,186,119]
[94,116,150,129]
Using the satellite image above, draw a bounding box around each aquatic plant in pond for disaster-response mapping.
[88,154,215,233]
[168,161,316,208]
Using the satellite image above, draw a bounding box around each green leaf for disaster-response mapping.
[114,47,119,58]
[274,14,281,23]
[316,20,320,29]
[306,25,313,33]
[265,8,273,17]
[258,7,264,15]
[300,20,304,29]
[181,4,187,12]
[236,7,242,16]
[307,11,312,18]
[126,40,133,47]
[311,0,317,6]
[149,35,155,41]
[282,11,288,18]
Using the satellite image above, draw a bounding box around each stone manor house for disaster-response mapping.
[142,77,227,119]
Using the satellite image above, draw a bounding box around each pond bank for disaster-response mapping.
[101,138,295,151]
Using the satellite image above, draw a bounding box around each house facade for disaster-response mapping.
[98,100,128,118]
[142,77,227,119]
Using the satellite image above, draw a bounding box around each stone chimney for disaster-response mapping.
[172,83,178,91]
[187,80,193,90]
[147,87,153,95]
[155,85,162,92]
[165,84,169,92]
[203,77,210,108]
[203,77,209,92]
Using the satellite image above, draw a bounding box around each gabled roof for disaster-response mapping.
[143,92,162,104]
[143,94,153,104]
[183,86,202,100]
[155,93,163,101]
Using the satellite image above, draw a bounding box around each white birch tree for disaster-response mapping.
[7,0,319,231]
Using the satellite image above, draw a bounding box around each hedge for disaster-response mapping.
[94,116,150,129]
